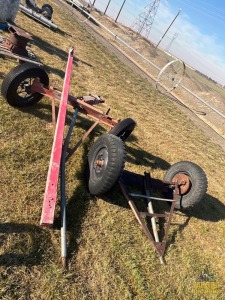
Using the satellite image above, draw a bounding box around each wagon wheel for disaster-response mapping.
[88,134,126,195]
[156,59,186,92]
[41,4,53,20]
[1,63,49,107]
[108,118,136,141]
[164,161,208,209]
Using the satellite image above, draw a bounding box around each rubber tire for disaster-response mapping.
[42,4,53,14]
[88,134,126,195]
[164,161,208,209]
[1,63,49,107]
[108,118,136,141]
[41,4,53,19]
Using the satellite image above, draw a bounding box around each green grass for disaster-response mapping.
[0,1,225,299]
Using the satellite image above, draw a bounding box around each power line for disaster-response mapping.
[177,0,225,23]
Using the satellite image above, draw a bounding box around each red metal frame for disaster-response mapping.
[40,48,74,226]
[31,82,119,128]
[38,49,121,226]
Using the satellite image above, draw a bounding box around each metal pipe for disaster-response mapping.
[144,174,164,264]
[60,108,79,268]
[19,4,58,30]
[179,83,225,120]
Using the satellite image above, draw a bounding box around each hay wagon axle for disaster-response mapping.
[1,48,207,266]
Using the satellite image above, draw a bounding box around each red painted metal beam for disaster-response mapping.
[40,48,74,226]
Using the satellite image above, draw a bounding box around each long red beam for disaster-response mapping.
[40,48,74,226]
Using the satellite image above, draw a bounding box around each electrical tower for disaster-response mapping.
[166,32,178,51]
[133,0,160,39]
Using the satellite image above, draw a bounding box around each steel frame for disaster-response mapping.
[19,48,180,265]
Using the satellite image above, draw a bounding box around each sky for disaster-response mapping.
[90,0,225,86]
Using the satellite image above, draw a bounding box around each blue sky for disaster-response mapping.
[91,0,225,86]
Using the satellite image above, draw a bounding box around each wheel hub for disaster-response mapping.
[172,173,191,194]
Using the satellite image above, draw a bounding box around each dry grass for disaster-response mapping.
[0,1,225,299]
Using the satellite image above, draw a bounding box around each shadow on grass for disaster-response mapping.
[53,141,95,259]
[126,141,171,171]
[32,35,93,77]
[16,100,145,145]
[161,193,225,254]
[16,101,107,136]
[183,193,225,222]
[0,223,51,266]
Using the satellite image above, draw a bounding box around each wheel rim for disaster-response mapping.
[16,77,37,102]
[172,173,191,195]
[92,147,109,180]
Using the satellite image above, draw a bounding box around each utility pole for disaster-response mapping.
[104,0,112,15]
[115,0,126,22]
[155,9,181,49]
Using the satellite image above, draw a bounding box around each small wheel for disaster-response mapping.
[108,118,136,141]
[41,4,53,19]
[164,161,208,209]
[1,63,49,107]
[88,134,126,195]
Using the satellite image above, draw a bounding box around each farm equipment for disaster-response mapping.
[19,0,58,30]
[1,48,208,266]
[0,24,42,65]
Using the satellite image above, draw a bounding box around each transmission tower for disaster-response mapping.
[166,32,178,51]
[133,0,160,39]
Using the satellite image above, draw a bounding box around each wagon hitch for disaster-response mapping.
[119,170,179,264]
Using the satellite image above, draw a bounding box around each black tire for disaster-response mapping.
[1,63,49,107]
[164,161,208,209]
[41,4,53,19]
[88,134,126,195]
[108,118,136,141]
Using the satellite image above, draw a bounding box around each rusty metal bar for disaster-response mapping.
[129,193,175,202]
[30,81,119,128]
[119,178,177,262]
[119,181,165,258]
[66,120,100,161]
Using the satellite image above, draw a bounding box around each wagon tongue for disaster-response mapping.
[40,48,74,226]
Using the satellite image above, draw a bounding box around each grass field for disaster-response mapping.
[0,1,225,299]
